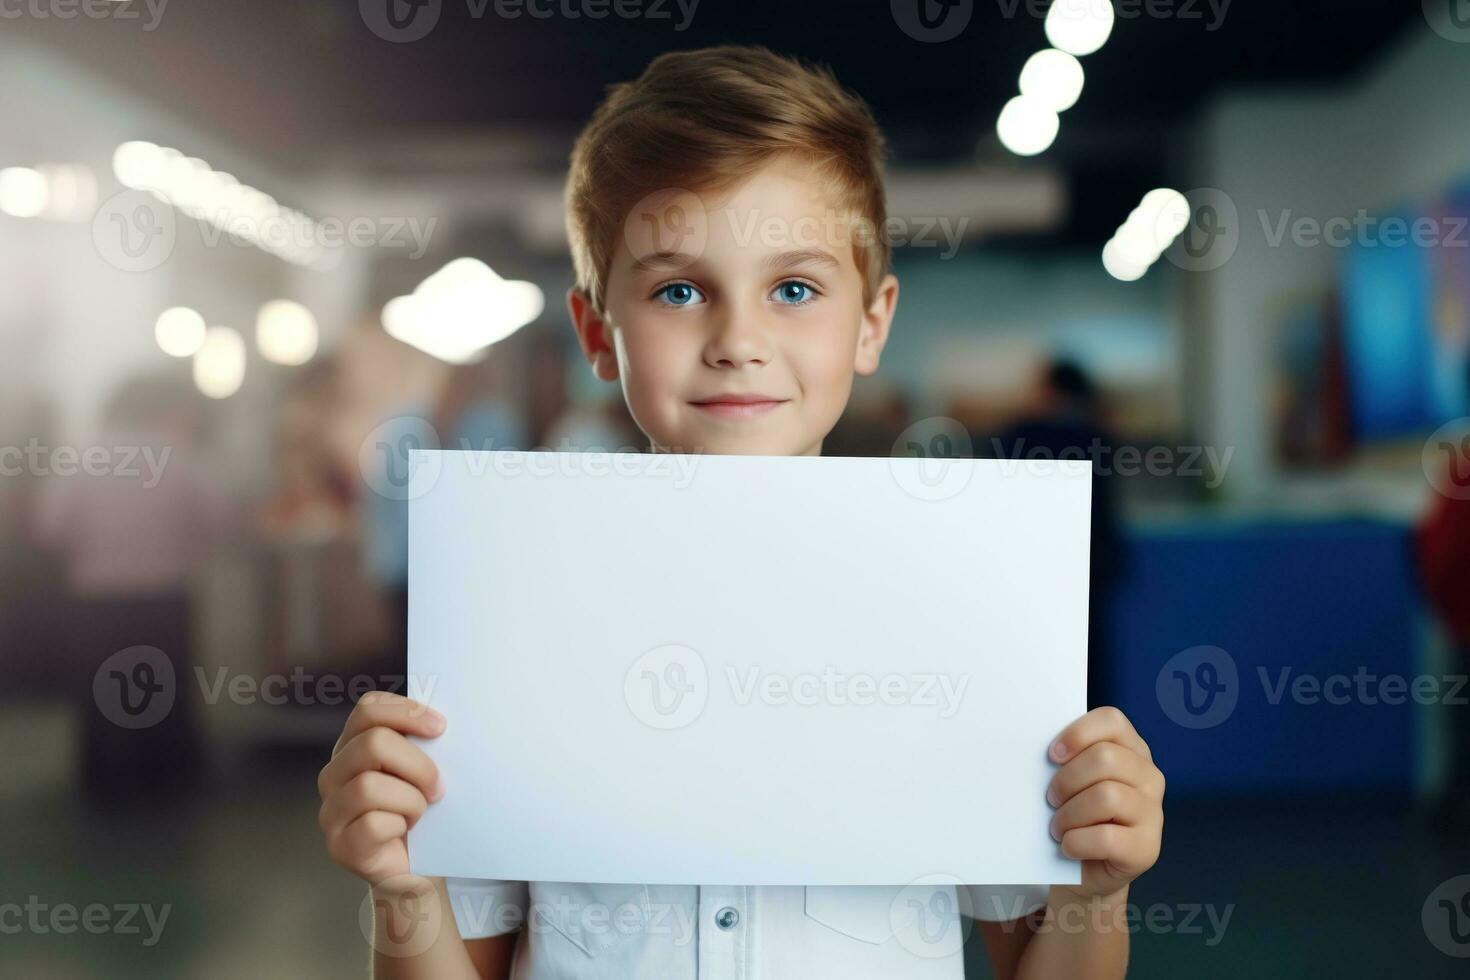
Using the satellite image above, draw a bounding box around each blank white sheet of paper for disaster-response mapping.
[407,450,1088,886]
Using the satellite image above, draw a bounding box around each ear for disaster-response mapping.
[853,273,898,376]
[567,288,620,382]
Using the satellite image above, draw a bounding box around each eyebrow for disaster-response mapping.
[762,248,842,275]
[630,251,703,273]
[629,246,844,275]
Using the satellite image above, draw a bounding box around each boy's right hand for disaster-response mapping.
[318,691,447,886]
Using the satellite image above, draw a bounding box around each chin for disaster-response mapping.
[659,428,811,457]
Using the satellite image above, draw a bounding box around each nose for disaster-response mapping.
[702,305,772,369]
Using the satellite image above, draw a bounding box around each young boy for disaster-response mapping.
[318,45,1165,979]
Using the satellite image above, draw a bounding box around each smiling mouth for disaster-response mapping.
[688,395,790,420]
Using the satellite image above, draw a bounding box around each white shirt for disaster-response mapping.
[446,879,1048,979]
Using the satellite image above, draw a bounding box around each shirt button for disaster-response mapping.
[714,906,740,930]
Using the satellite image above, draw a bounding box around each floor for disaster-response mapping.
[2,714,1468,978]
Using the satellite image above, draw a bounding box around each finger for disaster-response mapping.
[333,692,445,757]
[343,810,409,851]
[1050,706,1150,764]
[1059,824,1158,877]
[328,810,411,871]
[319,770,430,832]
[1049,781,1150,840]
[1048,741,1158,806]
[319,726,441,801]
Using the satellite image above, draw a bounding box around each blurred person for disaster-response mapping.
[1416,356,1470,831]
[991,358,1126,711]
[262,358,354,537]
[318,46,1163,980]
[33,372,235,803]
[360,355,526,676]
[346,322,451,673]
[429,355,528,459]
[261,358,384,676]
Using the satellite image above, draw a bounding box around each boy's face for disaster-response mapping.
[569,158,898,457]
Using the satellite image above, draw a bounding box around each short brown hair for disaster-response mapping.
[565,45,889,313]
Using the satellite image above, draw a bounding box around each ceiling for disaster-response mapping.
[13,0,1425,245]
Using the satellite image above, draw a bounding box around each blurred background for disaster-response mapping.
[3,1,1470,976]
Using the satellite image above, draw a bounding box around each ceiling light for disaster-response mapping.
[256,300,319,366]
[155,306,208,358]
[193,326,246,399]
[1019,49,1085,112]
[1045,0,1115,57]
[996,96,1061,156]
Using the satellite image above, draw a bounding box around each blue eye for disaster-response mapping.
[773,280,814,305]
[656,282,703,306]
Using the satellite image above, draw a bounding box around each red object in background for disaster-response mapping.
[1418,488,1470,646]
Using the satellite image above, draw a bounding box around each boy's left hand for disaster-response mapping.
[1046,706,1165,899]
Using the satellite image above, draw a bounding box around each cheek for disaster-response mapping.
[612,323,694,422]
[787,311,862,393]
[619,324,683,385]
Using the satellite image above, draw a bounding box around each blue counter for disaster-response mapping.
[1108,518,1425,796]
